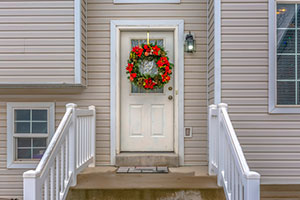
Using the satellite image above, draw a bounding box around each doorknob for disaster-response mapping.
[168,95,173,100]
[168,86,173,91]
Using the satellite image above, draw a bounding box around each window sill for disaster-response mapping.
[7,161,39,169]
[269,106,300,114]
[114,0,180,3]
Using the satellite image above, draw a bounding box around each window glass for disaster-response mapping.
[14,109,48,160]
[276,4,300,105]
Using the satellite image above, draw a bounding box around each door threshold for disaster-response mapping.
[116,152,179,167]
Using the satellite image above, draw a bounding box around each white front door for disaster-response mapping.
[120,31,174,152]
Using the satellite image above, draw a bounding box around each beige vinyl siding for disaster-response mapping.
[87,0,208,166]
[221,0,300,184]
[0,0,208,198]
[0,0,75,84]
[207,0,214,105]
[261,185,300,200]
[81,0,88,85]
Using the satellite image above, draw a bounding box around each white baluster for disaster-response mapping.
[44,176,49,200]
[60,143,65,193]
[56,155,60,200]
[50,166,54,200]
[65,135,69,181]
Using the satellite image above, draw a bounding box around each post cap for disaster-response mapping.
[218,103,228,109]
[66,103,77,109]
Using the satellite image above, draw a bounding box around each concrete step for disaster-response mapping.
[67,166,226,200]
[115,153,179,167]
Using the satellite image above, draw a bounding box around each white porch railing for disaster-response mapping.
[208,103,260,200]
[23,103,96,200]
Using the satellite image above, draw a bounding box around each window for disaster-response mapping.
[7,103,55,168]
[114,0,180,4]
[269,1,300,113]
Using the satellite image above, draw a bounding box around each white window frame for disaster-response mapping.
[7,102,55,169]
[114,0,180,4]
[269,0,300,113]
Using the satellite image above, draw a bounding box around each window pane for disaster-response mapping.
[33,148,46,159]
[15,110,30,121]
[32,122,47,133]
[297,4,300,28]
[277,30,296,53]
[32,110,47,121]
[277,81,296,105]
[298,82,300,104]
[33,138,47,147]
[17,138,31,147]
[277,55,295,80]
[15,122,30,133]
[17,149,31,159]
[277,4,295,28]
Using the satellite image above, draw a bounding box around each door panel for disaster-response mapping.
[120,31,174,152]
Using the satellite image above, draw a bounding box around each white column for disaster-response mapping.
[66,103,77,187]
[23,171,42,200]
[89,105,96,167]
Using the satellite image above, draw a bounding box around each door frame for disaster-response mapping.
[110,20,185,165]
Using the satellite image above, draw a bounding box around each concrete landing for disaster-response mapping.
[67,166,225,200]
[73,166,216,190]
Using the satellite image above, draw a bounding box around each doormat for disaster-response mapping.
[116,166,168,173]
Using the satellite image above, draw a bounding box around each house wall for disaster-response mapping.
[0,1,75,84]
[81,0,88,85]
[221,0,300,184]
[0,0,208,198]
[207,0,214,105]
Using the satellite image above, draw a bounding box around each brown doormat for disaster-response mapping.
[117,166,168,173]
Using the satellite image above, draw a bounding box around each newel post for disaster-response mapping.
[244,172,261,200]
[66,103,77,187]
[217,103,228,186]
[89,105,96,167]
[208,104,218,175]
[23,171,42,200]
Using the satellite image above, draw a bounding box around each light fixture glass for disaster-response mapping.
[185,31,195,53]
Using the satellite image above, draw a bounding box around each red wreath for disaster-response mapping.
[125,44,173,90]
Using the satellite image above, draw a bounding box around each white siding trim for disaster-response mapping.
[110,20,185,165]
[7,102,55,169]
[114,0,180,3]
[268,0,300,113]
[214,0,221,104]
[74,0,82,84]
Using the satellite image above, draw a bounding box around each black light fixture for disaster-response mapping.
[185,31,195,53]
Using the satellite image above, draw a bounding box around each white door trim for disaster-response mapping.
[110,20,185,165]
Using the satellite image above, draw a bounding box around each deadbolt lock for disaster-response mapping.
[168,86,173,91]
[168,95,173,100]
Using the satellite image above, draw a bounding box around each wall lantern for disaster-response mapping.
[185,31,196,53]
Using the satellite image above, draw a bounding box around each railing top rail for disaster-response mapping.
[23,104,76,178]
[218,103,260,180]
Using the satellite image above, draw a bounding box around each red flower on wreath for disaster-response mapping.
[144,78,156,89]
[161,73,170,83]
[152,45,160,56]
[132,46,144,57]
[144,44,151,52]
[126,63,133,73]
[130,73,137,81]
[165,66,172,74]
[157,57,170,68]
